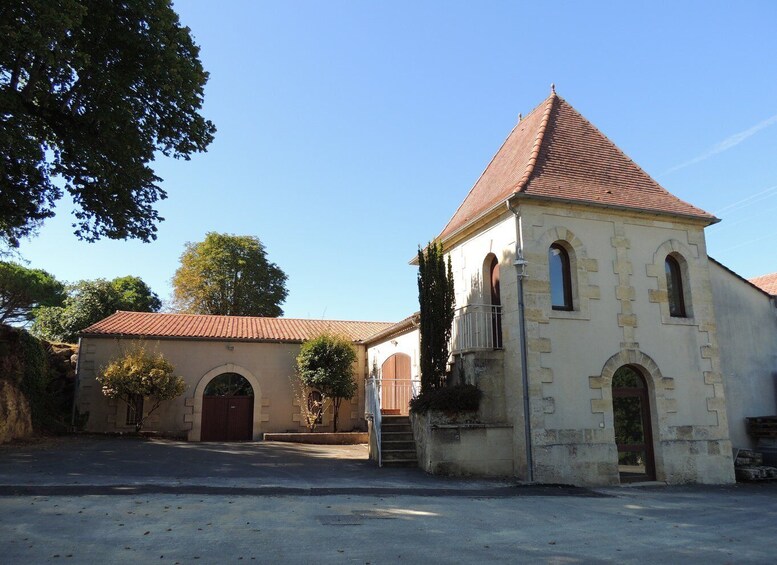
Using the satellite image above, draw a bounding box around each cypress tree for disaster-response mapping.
[417,241,455,392]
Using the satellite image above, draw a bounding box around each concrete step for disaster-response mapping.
[382,425,412,434]
[382,449,417,462]
[381,431,414,442]
[381,440,415,451]
[382,416,412,425]
[382,459,418,468]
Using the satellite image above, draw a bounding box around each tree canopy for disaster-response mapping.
[0,0,215,247]
[98,342,185,432]
[172,232,288,317]
[0,261,64,325]
[32,275,161,342]
[417,240,455,393]
[296,333,357,432]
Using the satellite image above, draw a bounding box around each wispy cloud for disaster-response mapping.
[665,113,777,174]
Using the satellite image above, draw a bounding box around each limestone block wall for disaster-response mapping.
[518,202,734,485]
[443,211,528,474]
[77,337,368,440]
[411,411,514,476]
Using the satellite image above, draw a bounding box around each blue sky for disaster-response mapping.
[15,1,777,322]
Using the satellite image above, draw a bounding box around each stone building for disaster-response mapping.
[76,312,393,441]
[75,89,777,486]
[390,88,776,485]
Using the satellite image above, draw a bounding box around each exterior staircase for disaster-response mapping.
[380,414,418,468]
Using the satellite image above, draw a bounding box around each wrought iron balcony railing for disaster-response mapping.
[451,303,503,353]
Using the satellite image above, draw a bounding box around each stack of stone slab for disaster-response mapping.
[737,416,777,481]
[734,449,777,481]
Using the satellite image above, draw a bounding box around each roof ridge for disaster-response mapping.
[513,92,557,195]
[436,94,555,241]
[112,310,395,325]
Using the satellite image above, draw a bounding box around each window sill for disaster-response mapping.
[548,309,590,321]
[660,315,697,326]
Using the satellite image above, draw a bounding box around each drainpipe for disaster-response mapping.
[507,200,533,483]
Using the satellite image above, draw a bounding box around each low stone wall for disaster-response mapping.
[263,432,368,444]
[411,411,514,476]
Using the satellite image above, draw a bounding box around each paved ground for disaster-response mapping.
[1,437,776,564]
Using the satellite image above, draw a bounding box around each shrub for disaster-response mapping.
[409,384,482,414]
[98,342,186,432]
[296,333,357,432]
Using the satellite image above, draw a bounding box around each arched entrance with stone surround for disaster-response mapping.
[612,365,656,481]
[189,363,263,442]
[593,349,672,483]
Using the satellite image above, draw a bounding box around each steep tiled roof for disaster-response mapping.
[81,311,396,343]
[439,91,716,240]
[749,272,777,296]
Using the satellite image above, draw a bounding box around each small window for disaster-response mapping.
[126,394,144,426]
[549,243,573,311]
[665,255,686,317]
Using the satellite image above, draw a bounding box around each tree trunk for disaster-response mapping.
[333,397,341,432]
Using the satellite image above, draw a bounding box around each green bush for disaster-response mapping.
[409,384,482,414]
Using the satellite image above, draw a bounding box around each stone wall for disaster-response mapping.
[411,411,514,476]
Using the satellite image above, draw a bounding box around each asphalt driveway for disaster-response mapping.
[2,437,777,563]
[0,435,524,495]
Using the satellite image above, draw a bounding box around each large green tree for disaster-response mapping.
[172,233,288,317]
[0,261,64,324]
[417,240,455,393]
[32,276,160,342]
[296,333,358,432]
[0,0,215,247]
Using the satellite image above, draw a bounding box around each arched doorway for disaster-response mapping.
[485,254,502,348]
[381,353,411,415]
[613,366,656,482]
[201,373,254,441]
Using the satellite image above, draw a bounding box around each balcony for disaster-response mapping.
[451,303,503,353]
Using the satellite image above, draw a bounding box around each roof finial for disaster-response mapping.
[550,83,556,95]
[517,112,522,122]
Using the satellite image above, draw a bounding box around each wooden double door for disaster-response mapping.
[201,373,254,441]
[381,353,412,415]
[201,396,253,441]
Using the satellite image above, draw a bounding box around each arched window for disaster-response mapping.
[485,254,502,348]
[204,373,254,397]
[549,243,573,311]
[665,255,686,317]
[488,255,501,307]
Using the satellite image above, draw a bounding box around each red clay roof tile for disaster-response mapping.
[749,272,777,296]
[81,311,396,343]
[439,92,716,240]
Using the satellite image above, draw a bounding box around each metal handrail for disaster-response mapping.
[366,377,382,467]
[366,377,421,467]
[451,303,503,353]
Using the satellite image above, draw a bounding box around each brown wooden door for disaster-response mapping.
[381,353,411,415]
[201,396,254,441]
[613,367,655,482]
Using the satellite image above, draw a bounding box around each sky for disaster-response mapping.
[14,1,777,323]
